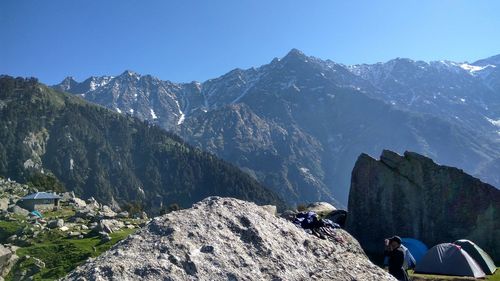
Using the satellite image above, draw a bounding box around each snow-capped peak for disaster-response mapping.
[459,63,495,73]
[281,48,309,62]
[120,70,141,80]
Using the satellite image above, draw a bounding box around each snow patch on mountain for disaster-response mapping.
[460,64,486,72]
[177,113,185,125]
[460,63,496,74]
[485,117,500,127]
[174,100,185,125]
[150,108,158,119]
[299,167,319,184]
[89,76,114,92]
[137,186,145,196]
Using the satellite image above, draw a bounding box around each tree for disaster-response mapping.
[27,172,66,193]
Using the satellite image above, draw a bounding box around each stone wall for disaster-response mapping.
[18,199,56,211]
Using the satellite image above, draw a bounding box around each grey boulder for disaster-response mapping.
[47,219,64,229]
[0,198,8,211]
[64,197,394,281]
[306,202,337,216]
[8,205,29,216]
[0,244,18,278]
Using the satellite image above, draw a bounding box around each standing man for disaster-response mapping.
[384,236,410,281]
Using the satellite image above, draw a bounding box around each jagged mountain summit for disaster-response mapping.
[52,50,500,206]
[54,70,191,130]
[63,197,395,281]
[348,55,500,138]
[54,50,374,129]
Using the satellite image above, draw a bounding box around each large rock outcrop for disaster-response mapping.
[64,197,394,280]
[346,150,500,263]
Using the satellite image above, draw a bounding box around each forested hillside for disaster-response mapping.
[0,76,285,214]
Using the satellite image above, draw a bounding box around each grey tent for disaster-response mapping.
[454,239,497,275]
[415,243,485,278]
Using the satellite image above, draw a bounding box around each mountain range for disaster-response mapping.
[53,49,500,206]
[0,76,285,214]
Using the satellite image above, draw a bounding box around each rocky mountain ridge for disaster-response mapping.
[52,50,500,206]
[348,56,500,140]
[54,50,500,138]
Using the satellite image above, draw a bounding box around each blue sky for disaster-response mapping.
[1,0,499,85]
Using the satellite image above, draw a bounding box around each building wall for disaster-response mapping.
[18,199,57,211]
[34,203,56,210]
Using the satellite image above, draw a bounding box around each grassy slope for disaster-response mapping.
[409,269,500,281]
[0,202,138,280]
[5,227,136,281]
[0,220,23,242]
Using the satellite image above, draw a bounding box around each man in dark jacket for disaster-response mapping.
[384,236,410,281]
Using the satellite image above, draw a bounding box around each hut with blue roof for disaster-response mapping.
[18,192,61,211]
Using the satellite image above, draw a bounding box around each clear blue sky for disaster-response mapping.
[1,0,499,85]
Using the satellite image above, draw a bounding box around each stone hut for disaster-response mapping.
[18,192,61,211]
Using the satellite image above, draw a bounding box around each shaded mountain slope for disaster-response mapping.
[180,103,336,205]
[0,76,285,214]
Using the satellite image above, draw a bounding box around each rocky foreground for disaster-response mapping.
[64,197,394,280]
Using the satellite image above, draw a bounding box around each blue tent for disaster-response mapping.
[402,238,428,264]
[30,210,43,218]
